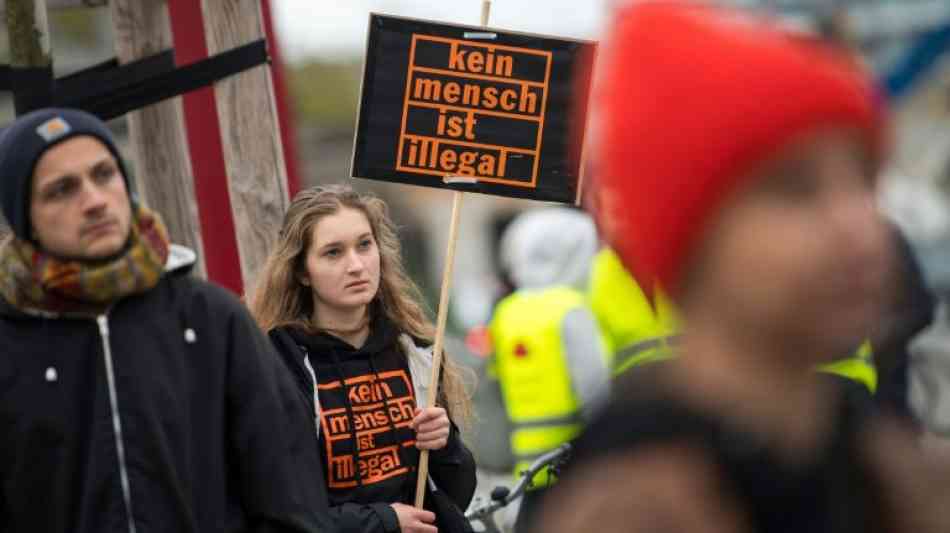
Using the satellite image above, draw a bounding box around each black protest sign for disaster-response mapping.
[351,14,596,204]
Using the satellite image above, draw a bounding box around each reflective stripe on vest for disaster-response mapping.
[511,415,581,491]
[511,416,583,457]
[613,334,681,376]
[589,248,878,391]
[611,332,877,393]
[588,248,679,369]
[490,287,589,483]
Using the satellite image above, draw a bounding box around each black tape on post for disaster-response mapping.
[8,65,54,115]
[0,39,269,120]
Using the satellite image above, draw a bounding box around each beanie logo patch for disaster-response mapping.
[36,117,71,143]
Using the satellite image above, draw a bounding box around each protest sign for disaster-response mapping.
[352,14,596,204]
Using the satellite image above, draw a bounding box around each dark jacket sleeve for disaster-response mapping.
[268,328,335,518]
[224,299,334,533]
[325,502,400,533]
[429,422,477,510]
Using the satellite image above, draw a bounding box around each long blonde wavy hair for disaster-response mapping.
[249,184,472,428]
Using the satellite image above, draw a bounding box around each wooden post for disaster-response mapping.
[260,0,303,198]
[0,0,108,7]
[414,0,491,510]
[3,0,51,239]
[110,0,207,277]
[6,0,51,69]
[201,0,290,290]
[6,0,52,115]
[167,0,243,294]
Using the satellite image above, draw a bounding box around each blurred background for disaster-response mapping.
[1,0,949,492]
[278,0,950,474]
[275,0,950,346]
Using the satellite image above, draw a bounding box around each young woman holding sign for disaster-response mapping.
[250,184,476,533]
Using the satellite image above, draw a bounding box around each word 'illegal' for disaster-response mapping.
[398,35,551,186]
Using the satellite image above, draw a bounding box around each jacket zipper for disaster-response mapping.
[97,315,138,533]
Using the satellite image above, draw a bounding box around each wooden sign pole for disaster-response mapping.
[414,0,492,510]
[480,0,492,29]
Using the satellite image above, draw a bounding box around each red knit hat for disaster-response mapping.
[592,2,886,297]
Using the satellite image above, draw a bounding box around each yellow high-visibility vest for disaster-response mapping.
[588,248,679,376]
[588,248,877,391]
[489,287,594,487]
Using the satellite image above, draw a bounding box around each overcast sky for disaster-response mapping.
[271,0,609,62]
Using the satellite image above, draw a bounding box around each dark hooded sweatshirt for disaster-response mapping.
[269,314,476,533]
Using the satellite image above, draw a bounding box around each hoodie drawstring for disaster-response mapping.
[367,353,417,503]
[327,349,367,489]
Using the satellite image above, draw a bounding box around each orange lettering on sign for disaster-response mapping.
[448,42,514,77]
[403,136,509,178]
[396,34,552,188]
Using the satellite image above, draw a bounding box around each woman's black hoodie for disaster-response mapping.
[269,315,476,533]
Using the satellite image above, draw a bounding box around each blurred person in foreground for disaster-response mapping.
[535,3,950,533]
[488,207,609,533]
[0,108,330,532]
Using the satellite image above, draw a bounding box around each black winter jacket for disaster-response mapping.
[269,315,476,533]
[0,249,332,533]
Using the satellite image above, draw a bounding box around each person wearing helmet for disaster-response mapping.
[487,206,609,533]
[535,3,950,533]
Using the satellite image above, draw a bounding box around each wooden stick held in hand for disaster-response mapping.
[414,191,463,507]
[413,0,492,509]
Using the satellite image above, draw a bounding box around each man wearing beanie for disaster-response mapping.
[534,3,950,533]
[0,108,332,532]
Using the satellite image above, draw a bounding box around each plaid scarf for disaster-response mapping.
[0,207,170,317]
